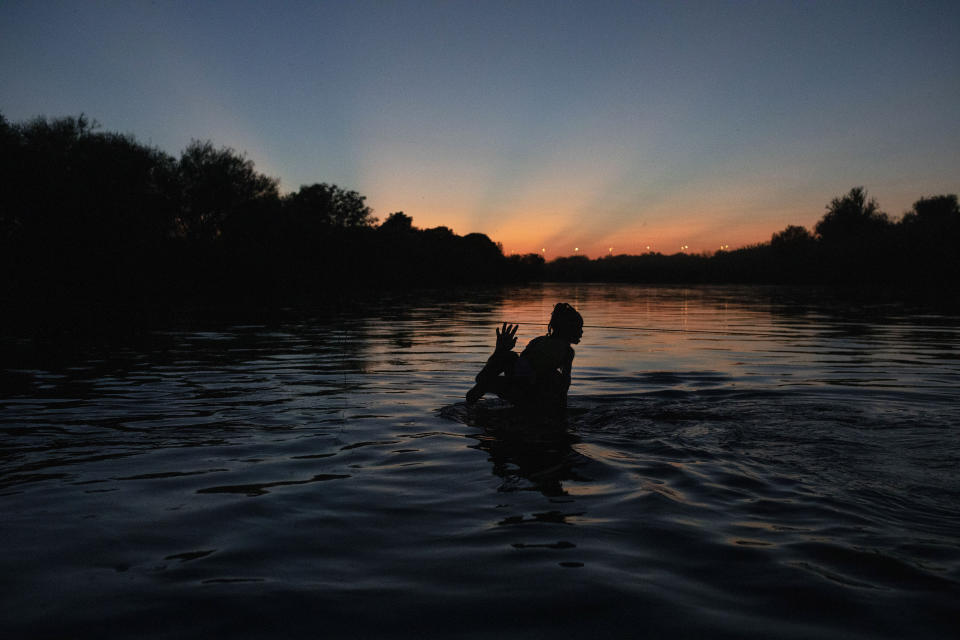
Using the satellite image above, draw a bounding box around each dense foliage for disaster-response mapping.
[0,114,513,305]
[2,114,956,307]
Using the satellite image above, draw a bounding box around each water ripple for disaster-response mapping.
[2,284,958,638]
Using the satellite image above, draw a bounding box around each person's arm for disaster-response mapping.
[469,324,519,402]
[560,347,574,406]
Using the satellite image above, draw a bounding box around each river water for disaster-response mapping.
[2,284,958,638]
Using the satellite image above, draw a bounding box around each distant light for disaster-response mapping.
[574,247,579,252]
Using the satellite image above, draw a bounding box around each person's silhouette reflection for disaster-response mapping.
[463,404,584,498]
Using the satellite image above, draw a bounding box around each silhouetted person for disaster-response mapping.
[466,303,583,410]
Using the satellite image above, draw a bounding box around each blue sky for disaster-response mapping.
[2,0,958,255]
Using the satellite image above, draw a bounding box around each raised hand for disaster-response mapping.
[495,322,518,352]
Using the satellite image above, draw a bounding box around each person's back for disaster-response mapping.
[519,334,571,375]
[510,335,570,408]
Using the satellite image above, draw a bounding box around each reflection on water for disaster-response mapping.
[1,284,959,638]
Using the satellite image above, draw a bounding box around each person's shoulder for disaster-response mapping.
[524,335,546,349]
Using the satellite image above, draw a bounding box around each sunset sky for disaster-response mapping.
[2,1,958,256]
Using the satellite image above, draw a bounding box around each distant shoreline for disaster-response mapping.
[2,114,957,310]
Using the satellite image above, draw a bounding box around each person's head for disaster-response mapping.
[547,302,583,344]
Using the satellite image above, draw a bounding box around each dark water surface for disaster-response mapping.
[2,284,958,638]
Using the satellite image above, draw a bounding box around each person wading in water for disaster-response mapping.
[466,303,583,410]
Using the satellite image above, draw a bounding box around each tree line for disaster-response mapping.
[0,114,520,306]
[1,113,956,309]
[536,187,959,286]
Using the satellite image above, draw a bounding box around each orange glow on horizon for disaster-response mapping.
[363,169,823,258]
[489,212,807,257]
[395,201,813,257]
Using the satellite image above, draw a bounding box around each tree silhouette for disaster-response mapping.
[901,194,959,229]
[771,224,814,248]
[0,114,183,297]
[378,211,415,233]
[176,140,279,241]
[283,183,376,229]
[814,187,892,245]
[812,187,896,281]
[898,194,960,280]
